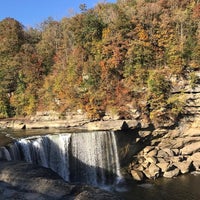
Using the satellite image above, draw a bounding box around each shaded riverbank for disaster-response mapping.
[0,161,122,200]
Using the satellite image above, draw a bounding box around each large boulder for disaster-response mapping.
[143,146,155,154]
[145,156,157,164]
[189,152,200,171]
[148,163,160,178]
[163,168,180,178]
[162,148,174,157]
[190,152,200,161]
[157,150,169,159]
[131,170,144,181]
[147,149,158,157]
[173,160,192,174]
[156,162,170,173]
[181,141,200,155]
[193,161,200,171]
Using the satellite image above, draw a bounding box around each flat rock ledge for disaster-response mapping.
[0,119,139,131]
[0,161,121,200]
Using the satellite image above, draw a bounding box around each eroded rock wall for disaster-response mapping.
[129,72,200,181]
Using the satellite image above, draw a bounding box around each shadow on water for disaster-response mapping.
[117,174,200,200]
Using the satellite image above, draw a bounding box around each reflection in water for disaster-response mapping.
[118,174,200,200]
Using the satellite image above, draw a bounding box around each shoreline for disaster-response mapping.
[0,118,140,131]
[0,116,200,182]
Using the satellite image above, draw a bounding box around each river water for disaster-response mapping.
[0,129,200,200]
[117,173,200,200]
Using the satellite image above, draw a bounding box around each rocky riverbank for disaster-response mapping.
[0,114,139,131]
[0,161,121,200]
[0,72,200,184]
[128,87,200,181]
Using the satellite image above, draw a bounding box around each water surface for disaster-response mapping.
[118,174,200,200]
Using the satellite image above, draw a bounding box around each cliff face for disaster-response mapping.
[129,71,200,181]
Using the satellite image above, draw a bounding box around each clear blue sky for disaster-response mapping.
[0,0,116,27]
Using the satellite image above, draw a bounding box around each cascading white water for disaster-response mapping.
[0,131,122,187]
[70,131,122,186]
[0,147,11,161]
[47,134,71,181]
[15,134,71,182]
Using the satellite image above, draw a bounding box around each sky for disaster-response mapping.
[0,0,116,27]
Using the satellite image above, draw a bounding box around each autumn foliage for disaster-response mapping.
[0,0,199,123]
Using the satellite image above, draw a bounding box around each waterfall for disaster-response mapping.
[0,147,11,161]
[15,134,71,182]
[70,131,122,186]
[0,131,122,187]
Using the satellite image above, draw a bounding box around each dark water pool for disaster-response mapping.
[118,173,200,200]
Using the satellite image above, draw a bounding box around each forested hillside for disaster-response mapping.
[0,0,199,126]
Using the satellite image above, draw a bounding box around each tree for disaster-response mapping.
[0,18,25,117]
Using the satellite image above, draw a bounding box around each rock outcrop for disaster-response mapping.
[0,161,121,200]
[0,118,139,131]
[129,72,200,181]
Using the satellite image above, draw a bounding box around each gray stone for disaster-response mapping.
[157,150,169,158]
[85,120,131,131]
[136,165,144,171]
[131,170,144,181]
[156,162,170,173]
[147,149,158,157]
[142,161,150,169]
[13,121,26,129]
[138,131,152,138]
[143,169,151,179]
[163,168,180,178]
[125,120,139,129]
[157,157,167,163]
[136,138,141,142]
[190,152,200,161]
[170,156,184,163]
[145,156,157,164]
[189,153,200,170]
[181,141,200,155]
[172,149,180,156]
[143,146,154,154]
[148,163,160,178]
[184,128,200,137]
[152,129,168,137]
[163,148,174,157]
[138,157,145,164]
[193,161,200,171]
[172,140,184,149]
[174,161,192,174]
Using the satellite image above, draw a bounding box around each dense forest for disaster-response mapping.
[0,0,199,126]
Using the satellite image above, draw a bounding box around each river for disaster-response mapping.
[0,129,200,200]
[117,173,200,200]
